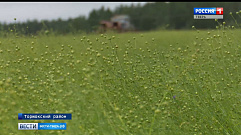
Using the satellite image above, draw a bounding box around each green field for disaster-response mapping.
[0,26,241,135]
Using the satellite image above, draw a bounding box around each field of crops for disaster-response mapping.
[0,24,241,135]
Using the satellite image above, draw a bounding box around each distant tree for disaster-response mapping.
[0,2,240,36]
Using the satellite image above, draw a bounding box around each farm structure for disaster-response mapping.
[99,15,135,32]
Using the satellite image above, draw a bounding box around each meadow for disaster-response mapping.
[0,22,240,135]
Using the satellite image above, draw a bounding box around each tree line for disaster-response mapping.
[0,2,240,35]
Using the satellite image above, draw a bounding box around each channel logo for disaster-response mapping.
[18,123,66,130]
[18,123,38,130]
[194,7,223,15]
[194,7,223,19]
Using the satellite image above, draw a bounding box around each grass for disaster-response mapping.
[0,24,240,135]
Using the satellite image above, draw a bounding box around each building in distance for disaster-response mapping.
[99,15,135,32]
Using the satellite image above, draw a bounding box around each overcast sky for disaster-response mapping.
[0,2,147,24]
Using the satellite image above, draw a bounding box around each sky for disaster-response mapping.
[0,2,147,24]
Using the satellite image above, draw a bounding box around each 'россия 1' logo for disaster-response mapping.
[194,7,223,19]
